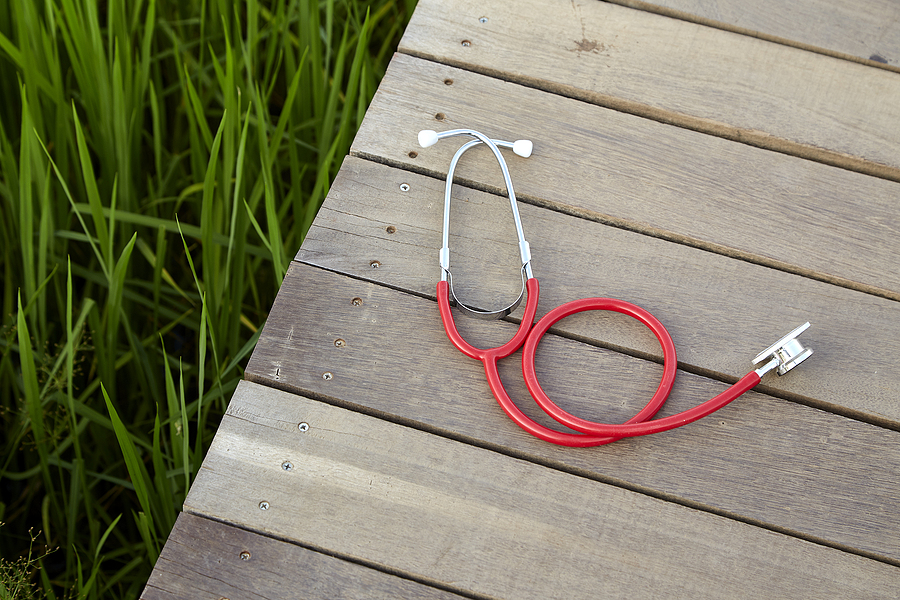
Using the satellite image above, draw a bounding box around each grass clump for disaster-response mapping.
[0,0,416,597]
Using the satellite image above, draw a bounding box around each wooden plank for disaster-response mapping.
[245,262,900,563]
[351,54,900,300]
[614,0,900,67]
[141,513,465,599]
[185,380,900,599]
[294,157,900,426]
[398,0,900,177]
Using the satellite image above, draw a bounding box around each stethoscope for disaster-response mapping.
[418,128,815,447]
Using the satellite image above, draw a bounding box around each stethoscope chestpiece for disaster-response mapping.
[751,322,814,376]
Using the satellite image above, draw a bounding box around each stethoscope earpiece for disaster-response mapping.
[418,129,533,157]
[418,129,439,148]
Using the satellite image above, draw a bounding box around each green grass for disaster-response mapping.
[0,0,416,597]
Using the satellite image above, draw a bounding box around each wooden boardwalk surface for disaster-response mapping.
[142,0,900,597]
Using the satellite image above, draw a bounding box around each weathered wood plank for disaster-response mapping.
[185,380,900,599]
[141,513,465,599]
[245,262,900,562]
[398,0,900,177]
[615,0,900,67]
[295,157,900,425]
[351,54,900,299]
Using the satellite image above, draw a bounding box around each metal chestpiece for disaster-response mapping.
[752,322,814,376]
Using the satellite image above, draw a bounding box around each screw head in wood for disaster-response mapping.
[322,371,333,380]
[258,501,269,510]
[282,461,293,471]
[479,16,488,23]
[351,297,363,306]
[400,183,410,191]
[239,551,250,561]
[298,422,310,432]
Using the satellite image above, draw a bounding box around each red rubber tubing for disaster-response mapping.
[522,297,761,438]
[438,278,763,447]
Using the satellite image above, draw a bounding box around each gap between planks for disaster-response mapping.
[142,512,478,600]
[293,254,900,438]
[247,354,900,570]
[294,157,900,427]
[186,380,900,596]
[349,54,900,304]
[604,0,900,73]
[398,0,900,183]
[245,262,900,564]
[352,148,900,305]
[397,51,900,184]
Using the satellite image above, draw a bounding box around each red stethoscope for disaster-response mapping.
[418,128,814,447]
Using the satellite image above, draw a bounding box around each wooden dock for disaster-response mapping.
[142,0,900,597]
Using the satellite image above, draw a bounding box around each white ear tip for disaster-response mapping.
[513,139,533,158]
[418,130,439,148]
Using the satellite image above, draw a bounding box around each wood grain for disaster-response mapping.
[614,0,900,67]
[141,513,466,599]
[351,54,900,300]
[245,262,900,563]
[295,157,900,425]
[185,380,900,599]
[398,0,900,177]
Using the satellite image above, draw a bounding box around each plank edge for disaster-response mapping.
[605,0,900,72]
[393,49,900,184]
[235,375,900,568]
[347,150,900,304]
[179,508,491,600]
